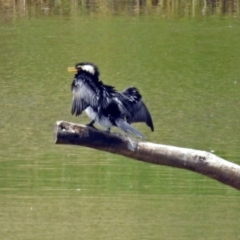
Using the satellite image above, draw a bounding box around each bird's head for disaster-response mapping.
[68,62,100,78]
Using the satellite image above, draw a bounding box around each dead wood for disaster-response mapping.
[54,120,240,190]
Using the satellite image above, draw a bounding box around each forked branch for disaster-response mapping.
[54,121,240,190]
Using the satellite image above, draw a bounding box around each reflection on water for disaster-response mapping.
[1,0,240,239]
[0,0,239,22]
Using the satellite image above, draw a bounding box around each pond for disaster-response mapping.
[0,1,240,239]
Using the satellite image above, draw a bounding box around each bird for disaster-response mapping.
[68,62,154,138]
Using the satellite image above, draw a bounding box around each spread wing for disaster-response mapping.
[121,87,154,131]
[71,77,99,116]
[130,100,154,131]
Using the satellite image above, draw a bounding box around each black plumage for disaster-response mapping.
[69,62,154,138]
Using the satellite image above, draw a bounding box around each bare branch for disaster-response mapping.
[55,120,240,190]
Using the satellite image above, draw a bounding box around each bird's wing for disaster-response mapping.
[71,78,99,116]
[130,100,154,131]
[100,85,114,110]
[121,88,154,131]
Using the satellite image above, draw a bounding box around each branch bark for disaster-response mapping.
[54,120,240,190]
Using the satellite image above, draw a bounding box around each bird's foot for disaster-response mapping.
[86,120,97,129]
[105,128,111,133]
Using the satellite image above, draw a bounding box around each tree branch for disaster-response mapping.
[54,120,240,190]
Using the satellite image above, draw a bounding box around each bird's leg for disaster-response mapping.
[87,120,97,129]
[106,128,111,133]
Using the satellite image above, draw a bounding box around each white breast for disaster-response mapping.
[85,107,97,120]
[85,107,113,129]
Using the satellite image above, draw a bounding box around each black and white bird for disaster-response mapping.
[68,62,154,138]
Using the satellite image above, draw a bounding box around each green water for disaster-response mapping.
[1,2,240,239]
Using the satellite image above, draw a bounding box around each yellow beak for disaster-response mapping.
[67,67,77,72]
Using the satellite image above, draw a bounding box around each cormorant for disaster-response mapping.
[68,62,154,138]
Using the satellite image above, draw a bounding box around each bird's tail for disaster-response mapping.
[115,118,145,138]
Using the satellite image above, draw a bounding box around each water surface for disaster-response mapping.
[1,1,240,239]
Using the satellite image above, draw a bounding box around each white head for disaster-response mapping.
[80,64,95,74]
[75,62,99,77]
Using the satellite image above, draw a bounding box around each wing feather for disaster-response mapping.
[71,76,99,116]
[121,87,154,131]
[130,101,154,131]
